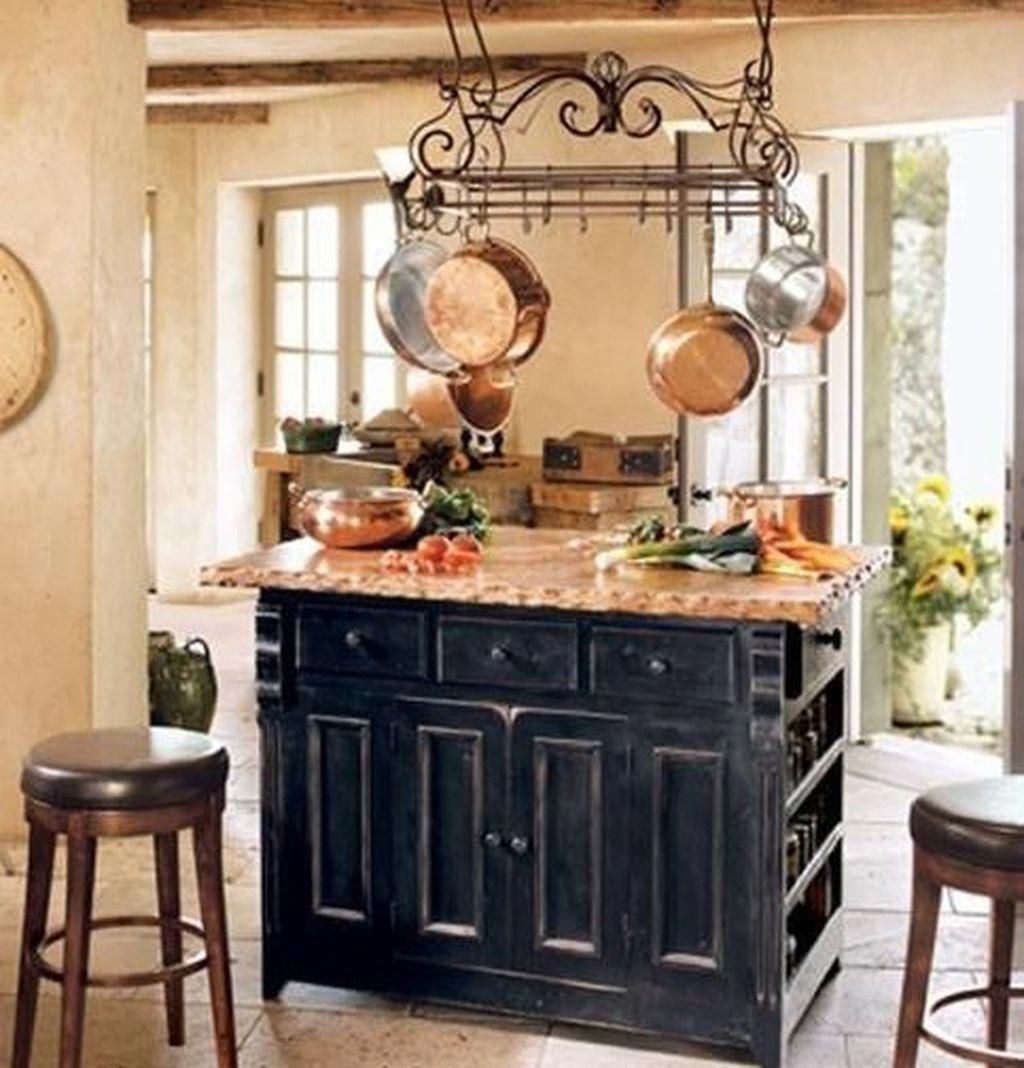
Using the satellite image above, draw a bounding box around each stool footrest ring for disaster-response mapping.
[31,914,208,989]
[922,983,1024,1066]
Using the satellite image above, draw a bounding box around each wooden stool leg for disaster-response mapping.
[11,822,57,1068]
[60,820,96,1068]
[154,833,185,1047]
[989,898,1016,1053]
[193,796,237,1068]
[893,849,943,1068]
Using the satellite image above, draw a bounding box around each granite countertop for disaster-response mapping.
[201,527,889,627]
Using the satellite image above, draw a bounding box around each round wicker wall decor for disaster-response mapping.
[0,245,50,429]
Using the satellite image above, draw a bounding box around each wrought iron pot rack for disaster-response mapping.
[387,0,810,239]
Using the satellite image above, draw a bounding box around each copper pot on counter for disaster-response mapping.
[723,478,847,543]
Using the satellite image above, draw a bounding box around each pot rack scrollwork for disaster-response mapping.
[388,0,810,239]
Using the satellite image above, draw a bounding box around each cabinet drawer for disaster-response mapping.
[785,611,847,700]
[297,605,429,680]
[438,616,578,692]
[590,625,737,704]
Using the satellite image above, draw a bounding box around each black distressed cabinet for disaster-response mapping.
[257,590,848,1068]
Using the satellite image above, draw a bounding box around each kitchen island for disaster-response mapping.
[203,529,887,1068]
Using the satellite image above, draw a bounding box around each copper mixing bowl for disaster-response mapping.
[298,487,424,549]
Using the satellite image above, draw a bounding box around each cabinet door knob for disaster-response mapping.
[490,644,511,664]
[508,835,530,856]
[344,629,365,651]
[647,656,670,677]
[812,628,843,651]
[482,831,503,850]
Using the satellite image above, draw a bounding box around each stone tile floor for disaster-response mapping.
[0,593,1012,1066]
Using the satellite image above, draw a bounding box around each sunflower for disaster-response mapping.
[915,474,951,504]
[941,546,977,585]
[889,505,910,538]
[967,502,998,530]
[912,566,944,598]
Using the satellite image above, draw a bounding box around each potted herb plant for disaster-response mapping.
[877,475,1001,726]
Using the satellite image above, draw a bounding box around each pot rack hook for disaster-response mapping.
[702,199,716,303]
[638,165,649,226]
[521,185,533,234]
[578,185,589,234]
[542,165,553,226]
[664,184,674,234]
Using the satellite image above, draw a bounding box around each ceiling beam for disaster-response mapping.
[147,103,271,123]
[129,0,1024,29]
[147,53,587,91]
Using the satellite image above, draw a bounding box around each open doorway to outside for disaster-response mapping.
[862,124,1009,756]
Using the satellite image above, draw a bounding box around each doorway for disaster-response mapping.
[860,125,1009,757]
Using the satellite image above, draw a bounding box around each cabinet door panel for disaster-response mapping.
[631,720,752,1024]
[650,747,725,971]
[392,698,507,968]
[510,710,629,987]
[308,715,373,923]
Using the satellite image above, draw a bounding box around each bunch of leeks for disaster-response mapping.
[594,522,760,575]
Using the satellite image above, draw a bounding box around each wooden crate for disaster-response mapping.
[542,432,675,485]
[531,480,674,531]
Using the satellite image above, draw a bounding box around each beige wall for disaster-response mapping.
[0,1,146,835]
[147,13,1024,590]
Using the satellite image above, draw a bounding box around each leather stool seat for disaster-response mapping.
[911,776,1024,872]
[21,727,228,811]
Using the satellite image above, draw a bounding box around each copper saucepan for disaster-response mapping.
[424,237,550,369]
[722,477,848,543]
[646,223,763,419]
[745,244,847,346]
[447,361,516,435]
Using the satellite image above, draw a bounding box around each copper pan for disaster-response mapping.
[645,224,763,418]
[406,369,461,430]
[424,237,550,369]
[447,362,516,435]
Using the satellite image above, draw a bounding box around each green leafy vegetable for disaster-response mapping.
[420,481,491,541]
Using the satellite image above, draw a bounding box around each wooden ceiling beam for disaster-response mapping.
[147,53,587,91]
[129,0,1024,29]
[147,103,271,123]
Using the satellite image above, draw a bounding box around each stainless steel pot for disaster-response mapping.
[723,477,847,543]
[745,245,847,345]
[375,241,465,378]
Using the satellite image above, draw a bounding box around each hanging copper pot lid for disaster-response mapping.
[645,222,763,419]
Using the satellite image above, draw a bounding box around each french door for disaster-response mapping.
[678,133,853,535]
[260,181,400,442]
[1005,102,1024,771]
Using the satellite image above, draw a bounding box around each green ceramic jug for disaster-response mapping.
[148,631,218,733]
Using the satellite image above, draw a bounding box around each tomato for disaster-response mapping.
[415,534,450,563]
[448,533,483,556]
[443,549,481,572]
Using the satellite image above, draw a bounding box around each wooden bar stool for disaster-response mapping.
[10,727,237,1068]
[895,777,1024,1066]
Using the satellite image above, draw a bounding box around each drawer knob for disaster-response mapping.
[508,835,530,856]
[490,644,511,664]
[343,629,365,651]
[482,831,503,850]
[647,656,670,677]
[812,628,843,651]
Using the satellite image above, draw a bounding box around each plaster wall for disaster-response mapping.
[148,13,1024,589]
[0,1,146,835]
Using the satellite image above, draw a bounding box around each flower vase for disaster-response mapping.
[892,621,951,727]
